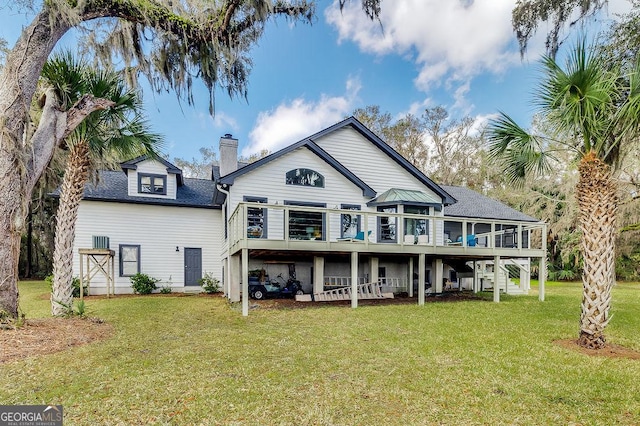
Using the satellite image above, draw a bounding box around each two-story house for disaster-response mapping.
[70,117,547,315]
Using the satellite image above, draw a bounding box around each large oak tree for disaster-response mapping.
[0,0,381,318]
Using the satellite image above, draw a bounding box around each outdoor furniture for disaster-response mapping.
[337,230,371,242]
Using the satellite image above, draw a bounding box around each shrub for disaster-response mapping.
[45,275,88,297]
[130,273,160,295]
[160,285,172,294]
[199,273,221,294]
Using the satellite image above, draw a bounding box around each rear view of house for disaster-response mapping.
[70,117,547,313]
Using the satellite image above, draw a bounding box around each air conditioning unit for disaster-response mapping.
[92,236,110,249]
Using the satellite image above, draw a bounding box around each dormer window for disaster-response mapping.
[285,168,324,188]
[138,173,166,195]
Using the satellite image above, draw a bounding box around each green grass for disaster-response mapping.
[3,280,640,425]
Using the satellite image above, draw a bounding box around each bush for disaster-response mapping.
[160,285,172,294]
[130,273,160,295]
[45,274,88,297]
[199,273,221,294]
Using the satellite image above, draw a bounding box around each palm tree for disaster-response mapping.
[42,52,163,316]
[487,40,640,349]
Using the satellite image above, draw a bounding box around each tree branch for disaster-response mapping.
[61,94,115,141]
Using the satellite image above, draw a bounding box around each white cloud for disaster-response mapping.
[242,77,361,156]
[197,111,239,132]
[325,0,522,92]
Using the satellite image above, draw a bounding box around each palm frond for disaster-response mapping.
[486,113,553,186]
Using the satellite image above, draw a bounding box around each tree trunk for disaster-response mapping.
[576,151,617,349]
[0,10,70,318]
[51,143,91,316]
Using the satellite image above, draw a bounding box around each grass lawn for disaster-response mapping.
[2,281,640,425]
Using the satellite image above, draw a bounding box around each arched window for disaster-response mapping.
[285,168,324,188]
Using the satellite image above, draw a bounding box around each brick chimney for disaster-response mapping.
[219,133,238,177]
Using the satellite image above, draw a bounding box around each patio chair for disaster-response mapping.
[337,230,371,242]
[467,234,477,247]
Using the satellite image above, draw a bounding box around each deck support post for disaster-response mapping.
[539,223,547,301]
[472,261,478,293]
[242,248,249,317]
[418,254,425,305]
[370,257,379,285]
[434,259,444,293]
[408,257,414,297]
[313,256,325,294]
[494,255,500,303]
[351,251,359,309]
[229,254,241,302]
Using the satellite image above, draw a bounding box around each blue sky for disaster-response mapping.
[0,0,631,165]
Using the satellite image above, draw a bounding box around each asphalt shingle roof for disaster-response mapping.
[441,185,539,222]
[66,170,219,208]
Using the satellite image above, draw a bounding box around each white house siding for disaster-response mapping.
[73,201,222,294]
[314,127,441,199]
[126,159,178,199]
[229,147,371,240]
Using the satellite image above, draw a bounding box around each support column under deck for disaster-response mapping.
[408,257,414,297]
[229,254,241,302]
[370,257,379,285]
[418,254,425,306]
[242,248,249,317]
[434,259,444,293]
[313,256,325,294]
[351,251,359,309]
[494,255,500,303]
[539,255,546,302]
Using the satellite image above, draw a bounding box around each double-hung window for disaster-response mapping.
[138,173,166,195]
[119,244,140,276]
[404,206,429,242]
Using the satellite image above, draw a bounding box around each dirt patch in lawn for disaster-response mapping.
[1,317,113,364]
[554,339,640,360]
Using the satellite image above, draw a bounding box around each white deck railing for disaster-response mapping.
[228,202,546,254]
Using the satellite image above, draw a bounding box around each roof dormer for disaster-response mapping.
[121,155,183,200]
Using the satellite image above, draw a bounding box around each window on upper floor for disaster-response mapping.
[285,168,324,188]
[404,206,430,241]
[138,173,166,195]
[377,206,397,243]
[245,196,267,238]
[286,201,326,240]
[341,204,361,239]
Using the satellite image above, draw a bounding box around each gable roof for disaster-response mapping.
[442,185,539,222]
[52,170,219,209]
[218,139,376,197]
[218,117,455,204]
[308,117,456,205]
[121,155,184,186]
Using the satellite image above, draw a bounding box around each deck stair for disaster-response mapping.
[313,282,394,302]
[477,261,527,295]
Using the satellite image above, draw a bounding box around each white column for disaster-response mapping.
[229,254,241,302]
[370,257,379,284]
[408,257,414,297]
[351,251,359,309]
[519,260,529,291]
[472,261,478,293]
[434,259,444,293]
[242,248,249,316]
[313,256,325,295]
[494,255,500,303]
[418,254,425,306]
[539,255,546,302]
